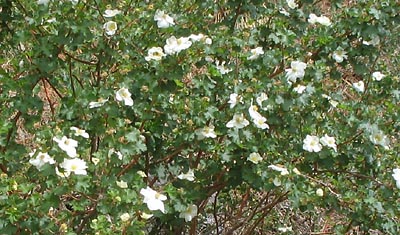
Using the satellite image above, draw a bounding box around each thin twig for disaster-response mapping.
[213,190,220,235]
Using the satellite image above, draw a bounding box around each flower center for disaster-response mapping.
[39,154,45,160]
[71,164,77,171]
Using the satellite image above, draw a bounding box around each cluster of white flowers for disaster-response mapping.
[303,134,337,152]
[308,13,332,26]
[103,8,121,36]
[226,94,270,130]
[144,11,211,62]
[248,102,269,130]
[29,127,89,177]
[285,61,307,85]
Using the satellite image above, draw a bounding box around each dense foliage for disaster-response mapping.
[0,0,399,234]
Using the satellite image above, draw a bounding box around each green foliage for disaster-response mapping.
[0,0,399,234]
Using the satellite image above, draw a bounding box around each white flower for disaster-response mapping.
[248,104,263,120]
[316,188,324,197]
[164,36,192,55]
[60,158,88,176]
[253,116,269,130]
[28,150,55,170]
[320,134,337,152]
[154,10,175,28]
[247,47,264,60]
[137,170,147,178]
[115,151,123,160]
[116,180,128,189]
[53,136,78,158]
[228,93,243,108]
[285,61,307,84]
[70,127,89,138]
[352,81,365,93]
[188,33,205,42]
[226,113,250,129]
[116,87,133,106]
[120,213,130,222]
[273,177,282,186]
[369,130,390,149]
[46,17,56,23]
[362,35,380,46]
[256,93,268,109]
[332,48,348,63]
[92,157,100,165]
[37,0,50,5]
[372,71,385,81]
[145,47,166,61]
[247,152,263,164]
[279,8,290,16]
[140,212,153,219]
[278,226,293,232]
[317,16,332,26]
[195,126,217,140]
[293,168,301,175]
[293,84,306,94]
[286,0,298,9]
[205,37,212,45]
[140,186,167,213]
[308,13,331,26]
[303,135,322,152]
[268,165,289,175]
[308,13,319,24]
[103,21,117,35]
[392,168,400,189]
[329,99,339,108]
[55,167,71,178]
[179,204,198,222]
[103,9,121,18]
[89,98,108,108]
[215,60,232,75]
[178,169,195,181]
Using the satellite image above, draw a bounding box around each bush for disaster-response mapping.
[0,0,399,234]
